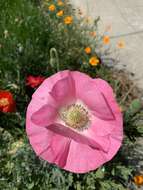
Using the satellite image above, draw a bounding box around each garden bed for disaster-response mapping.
[0,0,143,189]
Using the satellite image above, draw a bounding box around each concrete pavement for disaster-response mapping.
[71,0,143,89]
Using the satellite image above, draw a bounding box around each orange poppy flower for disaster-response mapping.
[89,56,99,66]
[58,1,64,6]
[0,91,16,113]
[49,4,56,12]
[103,36,110,44]
[56,10,64,17]
[64,16,73,25]
[134,175,143,186]
[84,47,91,54]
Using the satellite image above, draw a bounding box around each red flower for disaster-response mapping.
[26,76,45,88]
[0,91,16,113]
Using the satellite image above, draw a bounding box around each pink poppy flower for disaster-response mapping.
[26,70,123,173]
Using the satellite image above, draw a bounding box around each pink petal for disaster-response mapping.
[84,129,110,151]
[26,98,71,164]
[49,72,75,106]
[41,137,71,168]
[32,70,75,104]
[102,135,123,162]
[72,72,115,120]
[95,78,123,124]
[31,104,57,126]
[45,123,109,153]
[64,140,107,173]
[88,116,116,136]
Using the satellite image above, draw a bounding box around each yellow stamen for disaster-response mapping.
[60,104,89,130]
[0,98,9,107]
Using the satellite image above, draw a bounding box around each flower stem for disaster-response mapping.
[49,48,60,72]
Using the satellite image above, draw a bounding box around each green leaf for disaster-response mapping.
[128,99,142,114]
[95,168,104,179]
[27,182,34,189]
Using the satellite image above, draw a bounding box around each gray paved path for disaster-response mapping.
[71,0,143,89]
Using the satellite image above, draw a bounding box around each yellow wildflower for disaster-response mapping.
[64,16,73,25]
[89,56,99,66]
[103,35,110,44]
[84,47,91,54]
[58,1,64,6]
[56,10,64,17]
[49,4,56,12]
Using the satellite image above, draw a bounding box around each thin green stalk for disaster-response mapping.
[49,48,60,72]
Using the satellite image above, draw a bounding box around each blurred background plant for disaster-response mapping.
[0,0,143,189]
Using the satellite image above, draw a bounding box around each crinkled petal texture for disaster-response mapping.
[26,70,123,173]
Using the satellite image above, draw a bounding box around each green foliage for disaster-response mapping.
[124,99,143,140]
[0,0,101,113]
[0,0,143,190]
[0,130,136,189]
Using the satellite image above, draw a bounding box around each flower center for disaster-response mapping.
[0,98,9,107]
[60,104,89,130]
